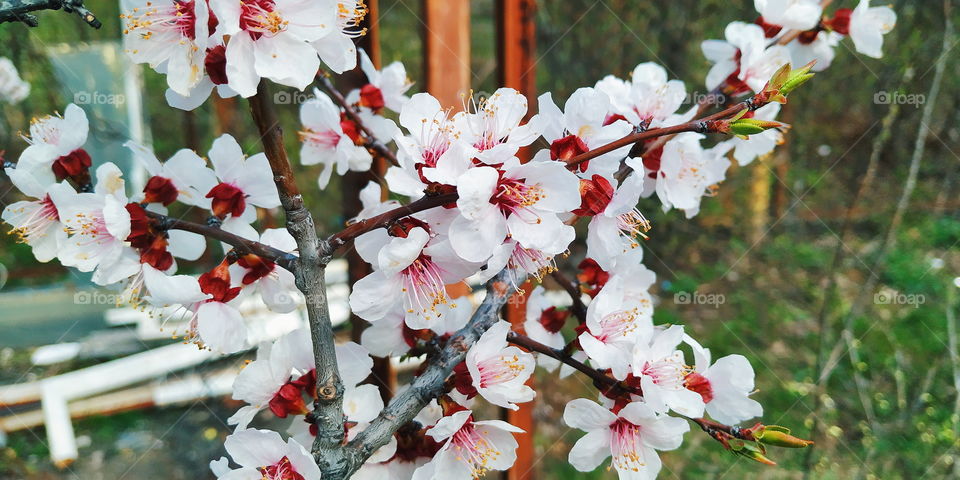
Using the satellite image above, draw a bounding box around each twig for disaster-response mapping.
[323,192,457,254]
[0,0,100,27]
[565,97,760,170]
[317,75,400,167]
[505,332,757,446]
[249,82,350,477]
[146,211,298,271]
[549,269,587,324]
[506,332,626,394]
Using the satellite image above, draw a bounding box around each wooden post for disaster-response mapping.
[423,0,471,107]
[497,0,537,109]
[341,0,396,402]
[496,3,538,478]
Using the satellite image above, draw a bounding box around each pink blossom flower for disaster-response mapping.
[465,321,536,410]
[563,398,689,479]
[412,409,523,480]
[632,325,706,417]
[684,335,763,425]
[449,158,580,263]
[298,89,373,188]
[121,0,211,96]
[214,428,321,480]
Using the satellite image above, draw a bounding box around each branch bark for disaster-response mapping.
[324,192,457,254]
[0,0,100,27]
[344,270,515,474]
[248,82,350,477]
[146,211,298,272]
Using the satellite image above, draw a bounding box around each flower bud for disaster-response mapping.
[754,425,815,448]
[730,440,777,466]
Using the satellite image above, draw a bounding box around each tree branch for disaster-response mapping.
[324,192,457,254]
[145,211,298,272]
[249,82,350,477]
[0,0,100,27]
[549,269,588,324]
[565,99,756,170]
[318,75,400,167]
[505,331,760,448]
[344,270,516,474]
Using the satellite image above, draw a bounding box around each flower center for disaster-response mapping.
[477,353,526,388]
[506,242,557,287]
[492,177,544,216]
[610,418,646,473]
[337,0,368,38]
[400,254,449,321]
[240,0,287,39]
[615,209,651,248]
[451,421,502,477]
[121,0,199,41]
[641,352,690,390]
[7,194,59,244]
[258,456,305,480]
[298,127,341,151]
[597,308,640,342]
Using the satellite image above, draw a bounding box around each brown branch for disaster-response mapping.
[323,192,458,254]
[506,332,621,393]
[146,211,298,271]
[318,75,400,167]
[549,269,587,324]
[565,100,753,170]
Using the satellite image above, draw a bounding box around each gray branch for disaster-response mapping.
[343,270,516,476]
[248,84,350,477]
[0,0,101,28]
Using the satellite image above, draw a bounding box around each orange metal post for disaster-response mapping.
[496,3,539,478]
[423,0,472,107]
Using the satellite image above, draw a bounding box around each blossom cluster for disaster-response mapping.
[1,0,896,479]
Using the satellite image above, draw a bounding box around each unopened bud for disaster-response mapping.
[781,61,817,96]
[728,118,785,138]
[754,425,815,448]
[730,440,777,466]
